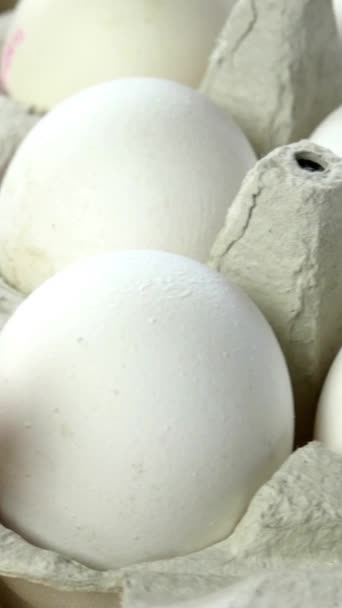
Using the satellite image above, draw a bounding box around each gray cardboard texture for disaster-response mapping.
[1,444,342,607]
[209,141,342,445]
[202,0,342,156]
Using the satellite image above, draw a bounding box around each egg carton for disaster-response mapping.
[0,162,341,603]
[1,442,342,607]
[0,0,340,170]
[0,1,342,607]
[202,0,342,156]
[210,140,342,445]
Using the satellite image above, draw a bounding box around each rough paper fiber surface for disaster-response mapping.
[202,0,342,157]
[170,568,342,608]
[209,141,342,445]
[1,443,342,607]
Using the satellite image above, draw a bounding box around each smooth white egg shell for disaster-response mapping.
[0,78,256,295]
[314,347,342,453]
[1,0,235,109]
[0,250,294,570]
[310,105,342,157]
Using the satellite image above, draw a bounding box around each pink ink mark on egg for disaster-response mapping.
[0,28,26,89]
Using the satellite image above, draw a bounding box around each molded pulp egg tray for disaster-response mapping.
[1,1,342,607]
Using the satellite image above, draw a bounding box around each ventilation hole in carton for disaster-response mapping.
[295,152,325,173]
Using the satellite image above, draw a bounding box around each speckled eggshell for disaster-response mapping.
[0,78,256,295]
[314,347,342,454]
[310,105,342,158]
[0,250,294,570]
[1,0,235,110]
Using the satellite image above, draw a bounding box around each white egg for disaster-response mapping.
[314,348,342,453]
[0,250,294,570]
[0,78,256,295]
[1,0,235,110]
[310,105,342,157]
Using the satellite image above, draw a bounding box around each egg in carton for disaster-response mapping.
[0,0,236,111]
[0,145,340,603]
[1,442,342,607]
[0,0,341,162]
[0,1,342,607]
[0,1,340,444]
[0,0,238,323]
[0,247,293,607]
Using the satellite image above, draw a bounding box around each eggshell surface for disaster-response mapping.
[310,105,342,158]
[314,347,342,454]
[0,250,294,570]
[1,0,235,109]
[0,78,256,295]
